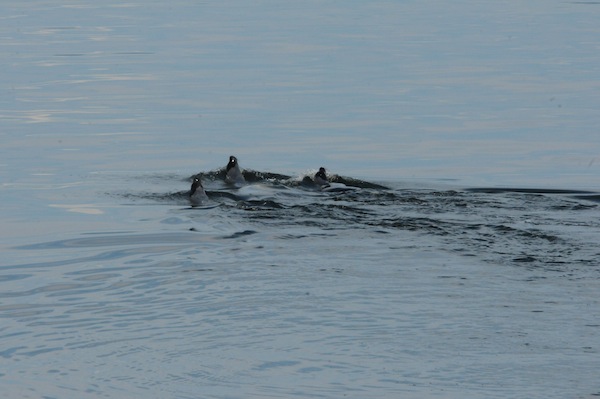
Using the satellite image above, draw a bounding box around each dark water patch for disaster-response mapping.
[221,230,258,239]
[114,51,155,55]
[514,256,537,263]
[118,191,191,204]
[237,200,287,211]
[205,191,242,202]
[0,274,31,282]
[465,187,596,195]
[492,224,563,244]
[379,217,454,235]
[255,360,301,371]
[316,202,375,221]
[182,268,214,272]
[467,188,600,207]
[0,305,54,320]
[329,176,389,190]
[109,173,600,272]
[550,202,598,211]
[0,345,28,359]
[295,174,389,190]
[573,194,600,203]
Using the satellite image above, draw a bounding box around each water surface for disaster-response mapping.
[1,1,600,398]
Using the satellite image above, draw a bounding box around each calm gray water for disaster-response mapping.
[1,1,600,398]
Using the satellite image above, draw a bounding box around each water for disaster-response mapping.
[1,1,600,398]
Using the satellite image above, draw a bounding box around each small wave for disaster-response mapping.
[465,187,597,195]
[220,230,258,239]
[573,194,600,203]
[466,186,600,205]
[110,173,600,272]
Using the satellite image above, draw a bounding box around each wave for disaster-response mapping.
[114,171,600,272]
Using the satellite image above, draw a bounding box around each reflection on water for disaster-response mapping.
[11,170,600,272]
[2,0,599,185]
[2,0,600,398]
[3,170,600,398]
